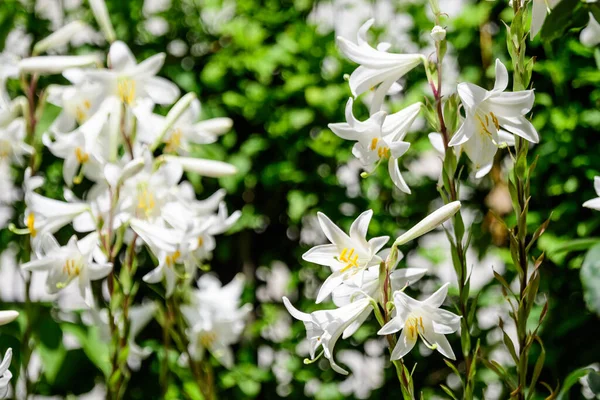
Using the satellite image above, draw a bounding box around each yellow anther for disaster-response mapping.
[26,213,37,237]
[62,258,82,277]
[165,250,181,267]
[83,100,91,109]
[405,316,425,340]
[338,247,360,273]
[197,236,204,247]
[490,112,500,130]
[117,78,136,105]
[136,185,156,218]
[75,107,86,123]
[377,146,391,159]
[75,147,89,164]
[369,137,379,151]
[199,331,217,347]
[164,129,183,153]
[476,115,492,137]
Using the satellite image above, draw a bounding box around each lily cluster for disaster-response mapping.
[0,0,249,394]
[330,19,539,186]
[284,202,462,373]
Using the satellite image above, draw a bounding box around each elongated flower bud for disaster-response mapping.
[19,55,101,74]
[163,155,237,177]
[151,92,196,150]
[394,201,461,246]
[0,310,19,326]
[33,21,88,55]
[90,0,116,43]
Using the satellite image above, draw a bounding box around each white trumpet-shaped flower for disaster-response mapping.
[65,41,179,107]
[329,98,421,193]
[530,0,559,39]
[580,13,600,47]
[378,283,460,360]
[583,176,600,210]
[449,59,537,178]
[283,296,374,374]
[21,232,112,297]
[302,210,388,303]
[0,118,32,165]
[336,19,424,114]
[0,348,12,398]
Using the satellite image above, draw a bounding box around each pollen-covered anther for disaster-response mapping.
[75,147,89,163]
[338,247,360,272]
[199,331,217,347]
[62,258,82,277]
[26,213,37,237]
[117,78,136,105]
[405,316,425,340]
[165,250,181,267]
[164,129,183,153]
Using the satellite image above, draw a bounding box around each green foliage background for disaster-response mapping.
[0,0,599,399]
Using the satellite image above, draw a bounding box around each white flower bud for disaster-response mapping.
[0,310,19,326]
[90,0,116,43]
[394,201,461,246]
[33,21,87,55]
[431,25,446,42]
[163,155,237,177]
[18,55,101,75]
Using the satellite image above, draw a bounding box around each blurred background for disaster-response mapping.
[0,0,599,398]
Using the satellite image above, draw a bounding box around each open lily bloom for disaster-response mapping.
[21,232,112,297]
[449,59,537,177]
[0,118,32,165]
[583,176,600,210]
[461,119,515,178]
[336,19,423,114]
[46,81,105,133]
[135,98,233,153]
[181,276,251,368]
[0,348,12,398]
[329,98,421,192]
[64,41,179,107]
[580,13,600,47]
[378,283,460,360]
[302,210,389,303]
[283,297,373,374]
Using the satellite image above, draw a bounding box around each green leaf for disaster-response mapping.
[540,0,588,42]
[581,243,600,316]
[556,367,594,400]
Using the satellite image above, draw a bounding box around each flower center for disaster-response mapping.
[62,258,83,277]
[136,184,156,218]
[165,250,181,267]
[0,140,11,158]
[475,111,500,137]
[164,129,183,153]
[117,78,136,105]
[197,236,204,247]
[199,331,217,348]
[75,100,92,123]
[338,247,360,273]
[369,137,390,159]
[75,147,90,164]
[405,316,425,341]
[26,213,37,237]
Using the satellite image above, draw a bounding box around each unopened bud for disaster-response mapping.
[431,25,446,42]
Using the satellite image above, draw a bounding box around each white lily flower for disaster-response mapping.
[0,118,33,165]
[65,41,179,107]
[46,81,105,132]
[18,54,101,75]
[378,283,461,360]
[336,19,424,114]
[126,302,157,370]
[580,13,600,47]
[21,232,112,297]
[530,0,559,39]
[283,296,374,374]
[583,176,600,210]
[449,59,537,178]
[33,21,89,55]
[135,97,233,153]
[0,348,12,398]
[141,234,184,297]
[302,210,389,303]
[181,275,251,368]
[329,98,421,193]
[43,98,114,185]
[0,311,18,326]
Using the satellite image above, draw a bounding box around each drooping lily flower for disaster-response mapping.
[283,297,374,374]
[0,348,12,398]
[21,232,112,298]
[336,19,424,114]
[378,283,460,360]
[583,176,600,210]
[449,59,537,178]
[329,98,421,192]
[302,210,389,303]
[580,13,600,47]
